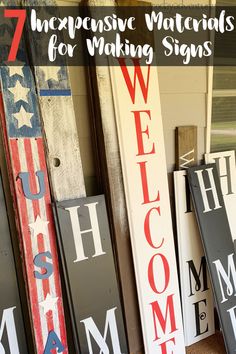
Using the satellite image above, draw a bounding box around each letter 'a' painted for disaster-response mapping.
[188,164,236,353]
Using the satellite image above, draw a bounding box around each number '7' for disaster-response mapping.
[4,9,26,62]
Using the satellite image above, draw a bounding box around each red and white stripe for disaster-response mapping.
[4,135,67,353]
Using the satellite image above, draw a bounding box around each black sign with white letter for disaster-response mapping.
[53,195,128,354]
[188,164,236,354]
[0,174,28,353]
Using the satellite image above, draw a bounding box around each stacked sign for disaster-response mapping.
[110,59,185,354]
[205,150,236,248]
[0,20,68,354]
[53,195,128,353]
[174,126,214,345]
[188,164,236,353]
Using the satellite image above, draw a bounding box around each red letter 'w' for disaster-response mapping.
[119,59,150,104]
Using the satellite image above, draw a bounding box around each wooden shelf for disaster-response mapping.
[186,332,226,354]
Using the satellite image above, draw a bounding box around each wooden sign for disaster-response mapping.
[175,126,197,170]
[0,37,68,354]
[0,173,29,353]
[109,59,185,354]
[205,150,236,244]
[174,170,215,346]
[53,195,128,353]
[187,164,236,353]
[23,0,86,202]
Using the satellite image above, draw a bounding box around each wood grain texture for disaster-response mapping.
[38,96,85,201]
[176,126,198,170]
[23,0,86,202]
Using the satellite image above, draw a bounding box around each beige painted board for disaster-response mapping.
[160,93,206,129]
[72,96,91,138]
[158,67,207,94]
[39,96,85,201]
[68,67,88,96]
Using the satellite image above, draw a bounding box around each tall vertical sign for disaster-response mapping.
[205,150,236,244]
[174,125,214,345]
[0,173,29,353]
[188,164,236,353]
[54,195,128,353]
[0,23,68,354]
[174,171,214,346]
[110,60,185,354]
[175,126,197,170]
[23,0,86,202]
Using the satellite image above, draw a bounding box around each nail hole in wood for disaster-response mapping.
[53,158,61,168]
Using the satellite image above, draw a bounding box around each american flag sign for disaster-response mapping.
[0,50,68,354]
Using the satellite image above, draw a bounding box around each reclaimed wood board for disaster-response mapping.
[187,164,236,354]
[0,17,68,354]
[23,0,86,202]
[109,59,185,354]
[205,151,236,245]
[0,172,29,353]
[53,195,128,353]
[175,126,198,170]
[174,170,215,346]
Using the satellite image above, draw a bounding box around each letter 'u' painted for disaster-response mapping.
[19,171,45,200]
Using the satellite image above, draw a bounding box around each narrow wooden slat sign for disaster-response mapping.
[205,151,236,245]
[109,59,185,354]
[0,173,29,353]
[23,0,86,202]
[53,195,128,353]
[175,126,197,170]
[187,164,236,353]
[174,170,215,346]
[0,33,68,354]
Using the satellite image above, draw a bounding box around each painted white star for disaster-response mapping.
[41,66,60,82]
[8,81,30,104]
[13,106,33,129]
[8,66,24,78]
[29,215,49,237]
[39,293,58,315]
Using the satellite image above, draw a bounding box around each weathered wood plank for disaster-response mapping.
[175,126,198,170]
[23,1,86,201]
